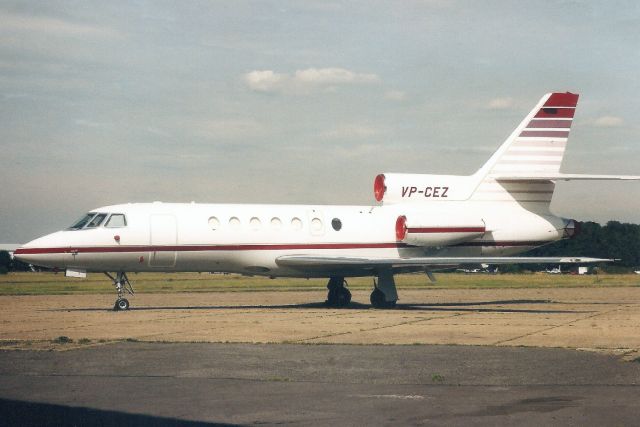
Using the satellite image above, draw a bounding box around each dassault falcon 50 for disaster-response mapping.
[15,92,639,310]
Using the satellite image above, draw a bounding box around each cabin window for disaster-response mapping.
[291,217,303,231]
[250,217,261,230]
[86,213,107,228]
[331,218,342,231]
[229,217,241,229]
[311,218,323,233]
[105,214,127,228]
[68,213,96,230]
[208,216,220,231]
[270,217,282,230]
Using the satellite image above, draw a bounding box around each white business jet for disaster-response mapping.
[15,92,639,310]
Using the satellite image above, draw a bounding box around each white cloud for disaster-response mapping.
[243,70,288,93]
[384,90,406,101]
[293,67,379,85]
[0,11,120,38]
[592,115,624,127]
[243,67,380,94]
[485,97,514,110]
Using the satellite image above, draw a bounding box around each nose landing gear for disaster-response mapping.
[104,272,134,311]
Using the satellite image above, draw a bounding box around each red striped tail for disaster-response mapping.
[471,92,579,210]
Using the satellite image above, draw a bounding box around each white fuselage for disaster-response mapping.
[17,201,568,277]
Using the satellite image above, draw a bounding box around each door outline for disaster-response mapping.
[149,214,177,267]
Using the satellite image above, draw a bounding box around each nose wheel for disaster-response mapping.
[115,298,130,311]
[104,272,134,311]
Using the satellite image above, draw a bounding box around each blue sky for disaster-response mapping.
[1,0,640,242]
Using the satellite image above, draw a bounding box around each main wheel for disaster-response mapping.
[370,288,395,309]
[370,288,385,307]
[335,287,351,307]
[115,298,130,311]
[326,287,352,308]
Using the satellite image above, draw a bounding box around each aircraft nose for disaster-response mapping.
[14,232,67,269]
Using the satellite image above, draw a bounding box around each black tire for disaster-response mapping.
[336,287,351,307]
[370,288,395,309]
[116,298,130,311]
[326,285,351,308]
[325,289,338,307]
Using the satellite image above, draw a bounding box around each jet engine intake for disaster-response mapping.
[396,215,486,247]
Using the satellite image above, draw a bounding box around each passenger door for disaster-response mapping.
[149,214,177,267]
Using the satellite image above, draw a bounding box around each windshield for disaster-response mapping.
[68,213,96,230]
[85,213,107,228]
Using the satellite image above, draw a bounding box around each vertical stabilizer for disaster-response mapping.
[471,92,579,211]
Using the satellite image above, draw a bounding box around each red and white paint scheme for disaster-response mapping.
[15,92,640,310]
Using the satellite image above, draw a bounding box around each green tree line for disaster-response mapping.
[527,221,640,272]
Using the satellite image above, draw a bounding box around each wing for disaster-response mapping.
[276,255,612,275]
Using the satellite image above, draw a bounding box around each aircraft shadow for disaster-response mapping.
[0,398,233,427]
[55,299,590,314]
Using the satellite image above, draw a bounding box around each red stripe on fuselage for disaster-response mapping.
[407,227,486,233]
[15,242,409,255]
[15,240,552,255]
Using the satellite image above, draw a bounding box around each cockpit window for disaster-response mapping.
[105,214,127,228]
[68,213,96,230]
[85,213,107,228]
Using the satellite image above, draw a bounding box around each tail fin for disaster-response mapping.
[470,92,579,211]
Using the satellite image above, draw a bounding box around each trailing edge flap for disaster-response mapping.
[490,173,640,182]
[276,255,611,269]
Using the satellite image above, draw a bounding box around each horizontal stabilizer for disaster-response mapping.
[491,173,640,181]
[277,255,611,269]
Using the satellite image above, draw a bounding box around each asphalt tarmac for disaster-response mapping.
[1,342,640,426]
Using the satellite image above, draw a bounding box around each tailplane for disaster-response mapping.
[470,92,640,210]
[471,92,576,211]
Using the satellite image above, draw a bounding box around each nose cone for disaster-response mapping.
[14,231,67,269]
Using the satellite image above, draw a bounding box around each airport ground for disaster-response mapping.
[1,273,640,425]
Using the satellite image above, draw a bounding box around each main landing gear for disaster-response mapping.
[325,276,351,308]
[104,272,134,311]
[370,270,398,309]
[324,272,399,309]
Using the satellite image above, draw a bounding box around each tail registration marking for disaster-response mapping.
[401,186,449,198]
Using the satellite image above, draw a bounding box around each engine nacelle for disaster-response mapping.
[374,173,476,204]
[395,214,486,247]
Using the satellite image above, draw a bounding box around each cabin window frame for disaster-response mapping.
[105,213,127,228]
